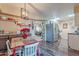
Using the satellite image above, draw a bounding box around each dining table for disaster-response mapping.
[11,36,42,56]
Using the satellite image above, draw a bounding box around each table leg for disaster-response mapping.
[37,48,40,56]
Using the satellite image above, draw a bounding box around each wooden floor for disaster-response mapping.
[68,48,79,56]
[39,39,79,56]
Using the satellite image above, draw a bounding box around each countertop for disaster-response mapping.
[68,33,79,35]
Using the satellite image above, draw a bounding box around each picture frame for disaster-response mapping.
[63,23,68,29]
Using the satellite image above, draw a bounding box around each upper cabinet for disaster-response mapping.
[74,5,79,27]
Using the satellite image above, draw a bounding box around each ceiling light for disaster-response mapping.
[49,17,60,23]
[68,14,75,17]
[50,17,60,21]
[54,18,60,20]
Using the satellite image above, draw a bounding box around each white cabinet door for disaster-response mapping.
[69,34,79,50]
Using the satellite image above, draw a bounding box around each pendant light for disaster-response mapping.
[21,3,28,19]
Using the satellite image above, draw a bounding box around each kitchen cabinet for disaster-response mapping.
[74,5,79,26]
[68,33,79,51]
[0,34,21,50]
